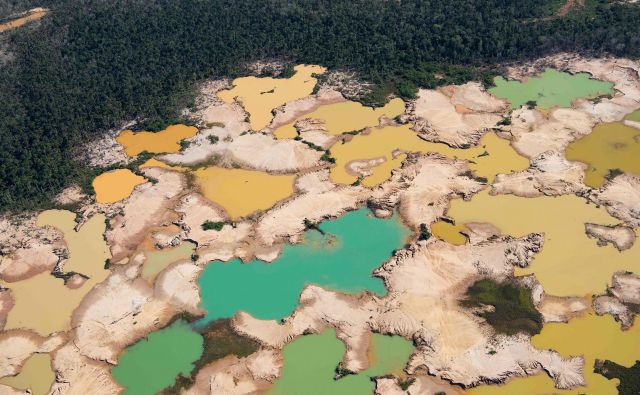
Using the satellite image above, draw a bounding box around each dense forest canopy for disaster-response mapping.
[1,0,639,212]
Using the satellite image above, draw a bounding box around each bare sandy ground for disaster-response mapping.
[593,271,640,329]
[403,83,507,148]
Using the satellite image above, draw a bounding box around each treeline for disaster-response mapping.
[1,0,639,212]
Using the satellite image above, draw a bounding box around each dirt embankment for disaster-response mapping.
[0,8,48,33]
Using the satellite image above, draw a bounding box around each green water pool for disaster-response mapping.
[198,208,409,321]
[269,330,414,395]
[111,320,203,395]
[489,68,613,109]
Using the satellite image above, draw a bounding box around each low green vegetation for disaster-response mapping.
[462,279,543,336]
[201,220,226,231]
[320,151,336,163]
[179,139,190,151]
[398,377,415,390]
[594,359,640,395]
[162,319,260,394]
[605,168,625,181]
[418,223,431,241]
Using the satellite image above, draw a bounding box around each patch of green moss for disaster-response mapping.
[462,279,542,336]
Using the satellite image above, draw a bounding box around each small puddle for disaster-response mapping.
[268,330,413,395]
[93,169,146,204]
[468,313,640,395]
[198,208,409,322]
[194,166,295,219]
[141,242,195,283]
[430,221,468,245]
[116,124,198,156]
[330,125,528,186]
[0,353,54,395]
[1,210,110,335]
[565,121,640,188]
[111,320,203,395]
[274,98,405,139]
[489,68,614,109]
[441,190,640,296]
[218,65,326,131]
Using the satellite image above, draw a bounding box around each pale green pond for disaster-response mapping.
[489,68,614,109]
[198,208,409,322]
[625,110,640,122]
[111,320,203,395]
[268,330,414,395]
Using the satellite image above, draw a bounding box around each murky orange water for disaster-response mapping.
[330,125,528,186]
[194,166,295,219]
[92,168,146,204]
[218,65,326,131]
[565,121,640,188]
[468,314,640,395]
[274,98,405,139]
[443,190,640,296]
[1,210,110,335]
[116,124,198,156]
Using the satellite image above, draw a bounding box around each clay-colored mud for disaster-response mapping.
[0,353,54,395]
[218,65,326,131]
[468,313,640,395]
[330,125,528,186]
[2,210,110,335]
[141,242,195,283]
[444,190,640,296]
[92,168,146,204]
[489,68,614,109]
[565,121,640,188]
[273,98,405,138]
[194,167,294,218]
[116,124,198,156]
[0,9,47,33]
[430,221,468,245]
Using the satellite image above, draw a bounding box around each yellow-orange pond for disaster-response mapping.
[565,121,640,188]
[1,210,110,335]
[218,65,326,131]
[92,168,146,204]
[438,190,640,296]
[330,125,529,186]
[273,98,405,139]
[194,166,295,219]
[116,124,198,156]
[468,313,640,395]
